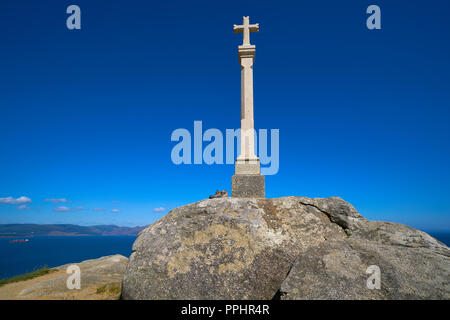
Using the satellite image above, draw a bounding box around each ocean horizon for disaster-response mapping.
[0,235,136,279]
[0,232,449,280]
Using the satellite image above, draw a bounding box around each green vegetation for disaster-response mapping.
[0,267,58,287]
[108,285,121,295]
[96,285,107,294]
[96,283,121,296]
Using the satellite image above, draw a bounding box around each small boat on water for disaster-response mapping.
[9,239,29,243]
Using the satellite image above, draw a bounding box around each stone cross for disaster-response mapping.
[233,16,259,46]
[234,16,259,171]
[231,16,265,198]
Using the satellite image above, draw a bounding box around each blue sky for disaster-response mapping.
[0,0,449,230]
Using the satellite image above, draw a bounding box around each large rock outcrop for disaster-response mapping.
[121,197,449,300]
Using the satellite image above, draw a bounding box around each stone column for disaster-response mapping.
[235,45,260,175]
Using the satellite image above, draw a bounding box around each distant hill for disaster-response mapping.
[0,224,146,237]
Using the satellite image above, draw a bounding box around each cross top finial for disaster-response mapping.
[233,16,259,46]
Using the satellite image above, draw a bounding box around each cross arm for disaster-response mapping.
[233,24,244,33]
[233,23,260,33]
[249,23,259,32]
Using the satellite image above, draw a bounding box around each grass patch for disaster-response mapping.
[108,285,121,295]
[96,283,122,297]
[0,267,58,287]
[96,285,107,294]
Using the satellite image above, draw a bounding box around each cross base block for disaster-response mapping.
[231,174,265,198]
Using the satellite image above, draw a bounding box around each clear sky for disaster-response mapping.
[1,0,449,230]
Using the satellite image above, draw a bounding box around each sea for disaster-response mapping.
[0,233,449,280]
[430,232,450,247]
[0,236,136,279]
